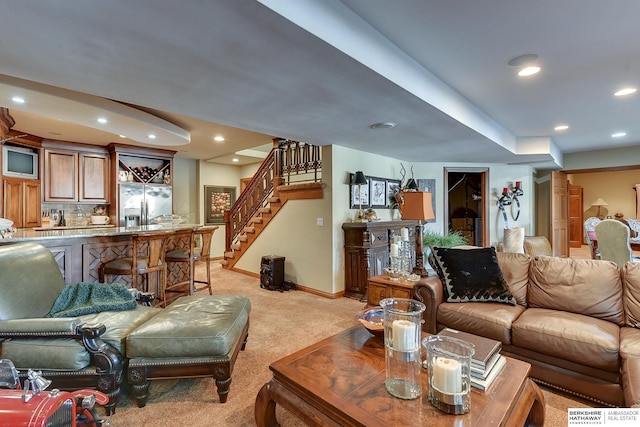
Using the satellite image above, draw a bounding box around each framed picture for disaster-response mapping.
[386,179,401,209]
[350,175,370,209]
[205,185,236,224]
[369,176,387,208]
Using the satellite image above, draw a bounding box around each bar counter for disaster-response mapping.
[0,224,202,285]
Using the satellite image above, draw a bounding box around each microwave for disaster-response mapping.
[2,145,38,179]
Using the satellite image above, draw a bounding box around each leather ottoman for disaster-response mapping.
[125,295,251,407]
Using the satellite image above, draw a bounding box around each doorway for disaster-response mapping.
[569,183,583,248]
[444,168,488,247]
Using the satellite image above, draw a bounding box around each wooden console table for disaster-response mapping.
[255,326,545,427]
[342,220,417,299]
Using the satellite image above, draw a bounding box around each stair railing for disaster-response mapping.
[223,138,322,252]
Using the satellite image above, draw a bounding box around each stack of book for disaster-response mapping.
[437,328,506,391]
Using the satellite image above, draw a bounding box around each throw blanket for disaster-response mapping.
[47,282,137,318]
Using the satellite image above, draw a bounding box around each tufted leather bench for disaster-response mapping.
[125,294,251,406]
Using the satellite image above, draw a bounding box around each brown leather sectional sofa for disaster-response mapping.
[414,251,640,407]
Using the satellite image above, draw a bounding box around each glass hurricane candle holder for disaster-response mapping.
[423,335,475,414]
[380,298,426,399]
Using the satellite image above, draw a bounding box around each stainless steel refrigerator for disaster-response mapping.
[119,184,173,226]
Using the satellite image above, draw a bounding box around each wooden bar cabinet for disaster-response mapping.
[342,220,417,299]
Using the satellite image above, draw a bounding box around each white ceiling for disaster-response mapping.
[1,0,639,169]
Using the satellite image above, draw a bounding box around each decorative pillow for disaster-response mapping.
[503,227,525,253]
[430,247,516,305]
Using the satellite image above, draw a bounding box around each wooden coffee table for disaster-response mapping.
[255,326,545,426]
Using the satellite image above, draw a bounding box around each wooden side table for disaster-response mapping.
[367,274,439,306]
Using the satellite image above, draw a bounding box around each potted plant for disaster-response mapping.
[422,229,469,250]
[422,229,469,272]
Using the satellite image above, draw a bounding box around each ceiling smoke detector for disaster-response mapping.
[370,122,397,129]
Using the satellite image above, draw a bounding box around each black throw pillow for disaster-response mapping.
[430,246,516,305]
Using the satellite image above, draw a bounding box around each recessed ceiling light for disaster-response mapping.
[370,122,396,129]
[614,87,637,97]
[507,54,538,67]
[232,158,239,163]
[11,96,25,104]
[214,136,225,142]
[148,134,156,139]
[97,117,107,124]
[612,132,627,138]
[554,125,569,131]
[518,66,541,77]
[119,134,126,138]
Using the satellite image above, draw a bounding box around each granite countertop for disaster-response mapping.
[1,224,203,241]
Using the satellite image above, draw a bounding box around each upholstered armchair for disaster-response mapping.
[0,242,160,415]
[595,219,634,267]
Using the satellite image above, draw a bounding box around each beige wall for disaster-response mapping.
[173,146,539,296]
[172,157,197,223]
[409,162,534,246]
[569,170,640,220]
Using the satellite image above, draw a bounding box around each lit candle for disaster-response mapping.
[392,319,417,352]
[433,357,462,393]
[401,227,409,241]
[390,243,399,257]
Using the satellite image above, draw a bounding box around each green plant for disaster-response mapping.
[422,229,469,248]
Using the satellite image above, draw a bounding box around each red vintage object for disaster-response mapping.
[0,360,109,426]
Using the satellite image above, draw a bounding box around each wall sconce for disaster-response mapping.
[497,181,524,225]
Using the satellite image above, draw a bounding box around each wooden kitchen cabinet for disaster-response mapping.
[342,220,417,299]
[43,142,110,203]
[3,177,41,228]
[43,148,78,202]
[79,152,109,203]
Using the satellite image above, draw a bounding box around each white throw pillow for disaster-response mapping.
[503,227,525,254]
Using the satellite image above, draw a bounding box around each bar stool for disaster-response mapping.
[98,231,171,306]
[165,226,218,296]
[162,227,196,301]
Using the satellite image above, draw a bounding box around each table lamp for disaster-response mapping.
[591,198,609,219]
[399,191,435,276]
[353,171,368,222]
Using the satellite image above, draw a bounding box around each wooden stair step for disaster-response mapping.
[238,235,248,243]
[224,251,235,259]
[258,207,271,214]
[244,226,255,234]
[231,242,242,251]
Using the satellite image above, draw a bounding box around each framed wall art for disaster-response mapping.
[369,176,387,208]
[349,176,370,209]
[205,185,236,224]
[387,179,401,209]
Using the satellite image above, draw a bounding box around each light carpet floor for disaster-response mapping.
[100,263,596,426]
